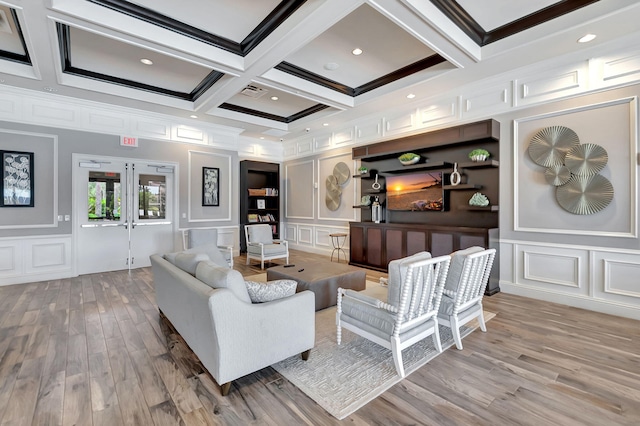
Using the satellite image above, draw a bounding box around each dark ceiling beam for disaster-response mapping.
[56,23,222,102]
[0,8,31,65]
[219,102,329,123]
[275,62,355,96]
[429,0,601,46]
[353,54,447,96]
[88,0,307,56]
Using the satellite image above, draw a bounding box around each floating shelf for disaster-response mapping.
[442,184,482,190]
[458,160,499,169]
[459,205,499,212]
[380,161,452,174]
[353,172,371,179]
[364,189,385,194]
[352,205,371,209]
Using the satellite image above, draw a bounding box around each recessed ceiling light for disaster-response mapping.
[352,48,363,56]
[190,114,198,119]
[260,137,265,140]
[407,93,416,99]
[324,62,339,70]
[578,34,596,43]
[323,123,329,127]
[140,58,153,65]
[270,96,279,101]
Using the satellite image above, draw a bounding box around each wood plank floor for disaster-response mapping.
[1,250,639,425]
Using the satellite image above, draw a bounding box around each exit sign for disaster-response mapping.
[120,136,138,147]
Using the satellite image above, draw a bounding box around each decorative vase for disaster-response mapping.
[470,154,487,162]
[399,157,420,166]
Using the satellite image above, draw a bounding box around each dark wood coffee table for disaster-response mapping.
[267,261,366,311]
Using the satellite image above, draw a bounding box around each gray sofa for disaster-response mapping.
[150,248,315,395]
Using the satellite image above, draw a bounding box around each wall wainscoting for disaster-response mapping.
[283,222,350,259]
[499,239,640,320]
[0,235,73,286]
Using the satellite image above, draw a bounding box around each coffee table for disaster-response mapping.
[267,261,366,311]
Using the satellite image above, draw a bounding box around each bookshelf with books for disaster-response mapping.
[240,160,280,252]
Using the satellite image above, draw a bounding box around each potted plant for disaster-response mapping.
[357,165,368,174]
[468,148,490,162]
[398,152,420,165]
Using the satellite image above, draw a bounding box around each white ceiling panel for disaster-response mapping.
[0,6,25,54]
[284,4,436,88]
[68,26,213,93]
[126,0,281,42]
[225,83,319,117]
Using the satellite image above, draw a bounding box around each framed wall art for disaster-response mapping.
[202,167,220,206]
[2,150,34,207]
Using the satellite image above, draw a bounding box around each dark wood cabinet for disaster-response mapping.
[240,160,280,253]
[349,119,501,294]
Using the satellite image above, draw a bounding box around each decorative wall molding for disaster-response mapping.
[284,222,350,257]
[187,150,232,223]
[0,235,73,286]
[285,159,315,220]
[513,96,638,238]
[501,239,640,320]
[283,44,640,161]
[0,129,58,229]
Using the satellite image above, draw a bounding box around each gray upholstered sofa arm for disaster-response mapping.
[209,290,315,385]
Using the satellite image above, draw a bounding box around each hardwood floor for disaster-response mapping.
[1,250,639,425]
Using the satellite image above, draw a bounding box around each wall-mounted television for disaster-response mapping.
[386,171,444,211]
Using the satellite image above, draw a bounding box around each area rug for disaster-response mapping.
[249,274,495,420]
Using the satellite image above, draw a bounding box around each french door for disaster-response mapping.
[74,154,175,275]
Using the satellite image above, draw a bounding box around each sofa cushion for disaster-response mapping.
[444,246,486,293]
[173,252,210,275]
[195,261,251,303]
[247,243,287,256]
[245,279,297,303]
[387,251,432,307]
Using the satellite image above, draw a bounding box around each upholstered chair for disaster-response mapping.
[244,224,289,269]
[337,254,451,378]
[437,247,496,350]
[184,228,234,268]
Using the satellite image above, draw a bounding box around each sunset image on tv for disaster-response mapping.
[386,172,443,211]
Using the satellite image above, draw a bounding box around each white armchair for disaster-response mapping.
[183,228,234,268]
[244,224,289,269]
[438,247,496,350]
[337,254,451,378]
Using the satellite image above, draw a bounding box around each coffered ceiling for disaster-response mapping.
[1,0,640,142]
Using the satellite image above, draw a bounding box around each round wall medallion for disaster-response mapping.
[333,162,351,185]
[528,125,580,167]
[325,175,341,194]
[325,193,340,211]
[544,165,571,186]
[564,143,608,176]
[556,174,614,215]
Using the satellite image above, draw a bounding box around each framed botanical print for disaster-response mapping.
[1,150,34,207]
[202,167,220,206]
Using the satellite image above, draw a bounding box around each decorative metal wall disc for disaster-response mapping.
[325,175,341,194]
[544,165,571,186]
[333,162,350,185]
[325,193,340,211]
[556,174,614,215]
[564,143,608,176]
[528,126,580,167]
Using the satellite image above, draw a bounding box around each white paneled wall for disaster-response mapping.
[284,223,350,259]
[0,236,73,286]
[501,241,640,320]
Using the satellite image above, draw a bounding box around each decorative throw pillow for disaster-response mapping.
[172,252,210,275]
[245,279,297,303]
[195,261,251,303]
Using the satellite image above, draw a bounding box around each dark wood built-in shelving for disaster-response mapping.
[443,184,482,190]
[380,161,452,174]
[240,160,280,253]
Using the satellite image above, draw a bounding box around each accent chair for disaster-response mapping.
[244,224,289,269]
[437,247,496,350]
[183,228,234,268]
[336,254,451,377]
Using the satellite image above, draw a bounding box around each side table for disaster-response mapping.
[329,233,348,263]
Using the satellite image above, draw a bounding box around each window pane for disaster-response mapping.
[138,174,166,220]
[88,171,121,221]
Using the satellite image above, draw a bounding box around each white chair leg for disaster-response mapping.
[478,310,487,332]
[451,316,463,350]
[390,338,405,378]
[432,328,443,353]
